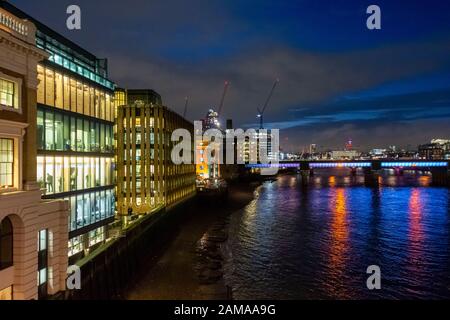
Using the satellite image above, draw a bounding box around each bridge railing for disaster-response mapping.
[246,160,449,169]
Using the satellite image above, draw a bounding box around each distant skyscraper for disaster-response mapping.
[345,139,353,151]
[203,109,221,130]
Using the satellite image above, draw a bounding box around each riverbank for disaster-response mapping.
[125,181,260,300]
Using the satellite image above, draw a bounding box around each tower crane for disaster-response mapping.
[183,96,188,118]
[217,81,230,117]
[257,79,279,129]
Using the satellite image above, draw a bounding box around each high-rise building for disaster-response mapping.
[196,109,221,181]
[1,2,117,264]
[203,109,220,130]
[0,4,68,300]
[236,129,277,164]
[345,138,353,151]
[116,89,196,218]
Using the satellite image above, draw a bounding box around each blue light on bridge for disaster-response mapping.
[381,162,448,168]
[245,163,299,168]
[309,162,371,168]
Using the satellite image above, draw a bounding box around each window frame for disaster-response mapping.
[0,138,14,189]
[0,73,22,114]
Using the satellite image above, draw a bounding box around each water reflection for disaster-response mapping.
[328,176,336,187]
[408,189,424,266]
[224,173,450,299]
[328,188,349,297]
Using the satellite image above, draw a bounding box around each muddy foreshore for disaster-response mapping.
[125,181,260,300]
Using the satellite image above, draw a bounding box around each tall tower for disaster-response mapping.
[345,138,353,151]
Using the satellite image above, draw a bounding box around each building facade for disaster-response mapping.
[0,5,68,300]
[1,2,117,264]
[330,150,360,160]
[116,89,196,218]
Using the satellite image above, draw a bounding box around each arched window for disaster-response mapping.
[0,217,13,270]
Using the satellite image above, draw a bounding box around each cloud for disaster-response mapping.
[10,0,450,150]
[108,39,450,127]
[280,117,450,152]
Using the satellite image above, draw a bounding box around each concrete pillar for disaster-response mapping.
[431,168,449,186]
[22,86,39,191]
[300,170,309,187]
[394,168,403,176]
[299,162,310,187]
[364,167,380,187]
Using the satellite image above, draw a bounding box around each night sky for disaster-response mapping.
[10,0,450,152]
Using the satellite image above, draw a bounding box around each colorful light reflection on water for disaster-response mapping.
[224,172,450,299]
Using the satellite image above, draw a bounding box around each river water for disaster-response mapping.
[223,172,450,299]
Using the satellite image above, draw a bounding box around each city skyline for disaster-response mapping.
[9,0,450,151]
[1,0,450,304]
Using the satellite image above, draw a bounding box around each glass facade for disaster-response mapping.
[37,155,114,195]
[66,190,115,232]
[37,63,115,252]
[89,226,105,247]
[37,107,114,153]
[36,31,115,90]
[68,235,83,257]
[37,65,115,123]
[0,138,13,188]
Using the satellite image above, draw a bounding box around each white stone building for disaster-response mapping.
[0,6,68,300]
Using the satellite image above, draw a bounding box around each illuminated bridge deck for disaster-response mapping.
[246,160,449,169]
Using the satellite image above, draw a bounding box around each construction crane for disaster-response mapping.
[183,96,188,118]
[257,79,279,129]
[217,81,230,117]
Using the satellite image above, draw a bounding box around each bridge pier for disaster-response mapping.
[394,167,404,176]
[364,167,381,187]
[299,162,310,187]
[431,168,450,186]
[300,170,310,186]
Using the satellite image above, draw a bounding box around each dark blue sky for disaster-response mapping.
[10,0,450,151]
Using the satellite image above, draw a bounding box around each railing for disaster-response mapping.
[0,7,35,43]
[246,160,449,169]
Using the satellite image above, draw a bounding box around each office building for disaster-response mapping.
[331,150,359,160]
[116,89,196,217]
[1,2,117,263]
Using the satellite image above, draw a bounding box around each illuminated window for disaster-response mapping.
[55,72,63,108]
[70,78,77,113]
[0,286,12,300]
[45,68,54,106]
[37,66,45,104]
[68,236,83,257]
[0,139,14,188]
[88,227,105,247]
[37,155,114,195]
[63,75,70,110]
[0,77,19,111]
